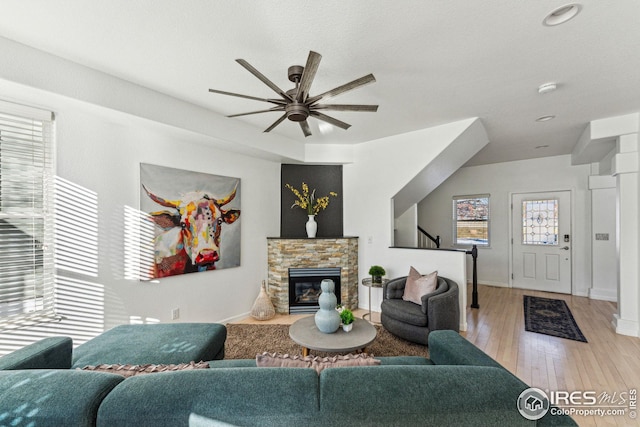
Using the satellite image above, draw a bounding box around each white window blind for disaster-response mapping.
[0,100,55,328]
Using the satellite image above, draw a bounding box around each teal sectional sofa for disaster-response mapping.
[0,327,576,426]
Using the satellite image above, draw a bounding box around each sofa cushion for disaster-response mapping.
[380,298,428,326]
[256,352,380,374]
[403,267,438,305]
[319,365,537,426]
[428,330,505,368]
[377,355,434,365]
[0,369,124,427]
[80,361,210,377]
[72,323,226,368]
[0,336,72,370]
[96,368,320,427]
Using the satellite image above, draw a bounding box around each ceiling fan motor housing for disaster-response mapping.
[285,102,309,122]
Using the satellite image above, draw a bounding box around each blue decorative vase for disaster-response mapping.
[314,279,341,333]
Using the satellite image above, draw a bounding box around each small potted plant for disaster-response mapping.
[339,308,355,332]
[368,265,386,284]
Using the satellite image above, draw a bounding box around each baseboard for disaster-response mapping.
[612,314,640,337]
[589,288,618,302]
[469,280,509,288]
[218,311,251,324]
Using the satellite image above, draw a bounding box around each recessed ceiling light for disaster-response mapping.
[536,115,556,122]
[543,4,582,26]
[538,82,557,94]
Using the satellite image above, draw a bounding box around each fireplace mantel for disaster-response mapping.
[267,237,358,313]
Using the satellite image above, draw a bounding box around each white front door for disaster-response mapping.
[511,191,572,294]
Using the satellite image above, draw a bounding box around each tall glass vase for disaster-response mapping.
[306,215,317,238]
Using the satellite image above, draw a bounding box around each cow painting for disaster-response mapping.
[140,165,241,279]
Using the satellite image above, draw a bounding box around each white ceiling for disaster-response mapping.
[1,0,639,166]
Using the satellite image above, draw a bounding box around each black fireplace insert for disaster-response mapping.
[288,267,341,314]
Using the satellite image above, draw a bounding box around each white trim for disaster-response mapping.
[475,280,509,288]
[612,314,640,337]
[216,311,251,325]
[588,288,617,302]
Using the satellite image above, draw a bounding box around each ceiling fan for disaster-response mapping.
[208,51,378,137]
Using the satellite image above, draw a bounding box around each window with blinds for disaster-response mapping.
[0,100,55,328]
[453,194,490,247]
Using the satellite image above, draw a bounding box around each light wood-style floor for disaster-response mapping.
[236,285,640,427]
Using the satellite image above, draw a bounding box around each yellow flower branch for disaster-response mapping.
[285,182,338,216]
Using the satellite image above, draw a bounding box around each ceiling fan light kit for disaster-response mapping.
[209,51,378,137]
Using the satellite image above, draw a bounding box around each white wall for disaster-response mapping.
[344,122,474,331]
[588,176,617,301]
[0,37,289,352]
[418,155,593,297]
[0,86,280,353]
[0,37,475,350]
[394,204,417,247]
[59,107,281,325]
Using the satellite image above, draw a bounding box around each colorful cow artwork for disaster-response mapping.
[140,164,241,279]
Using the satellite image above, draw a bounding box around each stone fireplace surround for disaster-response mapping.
[267,237,358,314]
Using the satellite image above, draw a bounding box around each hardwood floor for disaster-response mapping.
[235,285,640,426]
[463,285,640,427]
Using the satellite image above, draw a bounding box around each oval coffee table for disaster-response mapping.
[289,316,377,356]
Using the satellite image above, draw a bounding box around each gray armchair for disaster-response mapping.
[380,275,460,345]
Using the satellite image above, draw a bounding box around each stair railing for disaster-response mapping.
[417,225,440,248]
[416,226,479,309]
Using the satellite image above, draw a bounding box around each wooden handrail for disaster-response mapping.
[417,225,440,248]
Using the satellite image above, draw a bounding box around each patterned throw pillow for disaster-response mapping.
[402,266,438,305]
[256,352,380,374]
[80,361,209,377]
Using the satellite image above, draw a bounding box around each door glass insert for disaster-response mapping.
[522,199,558,245]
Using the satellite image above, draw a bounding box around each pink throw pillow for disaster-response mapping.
[402,267,438,305]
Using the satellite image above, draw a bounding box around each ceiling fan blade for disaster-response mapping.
[299,120,312,137]
[236,59,293,101]
[311,104,378,112]
[310,111,351,130]
[296,51,322,102]
[263,113,288,133]
[208,88,286,105]
[307,74,376,104]
[227,106,284,118]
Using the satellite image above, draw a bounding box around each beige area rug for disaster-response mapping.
[224,323,429,359]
